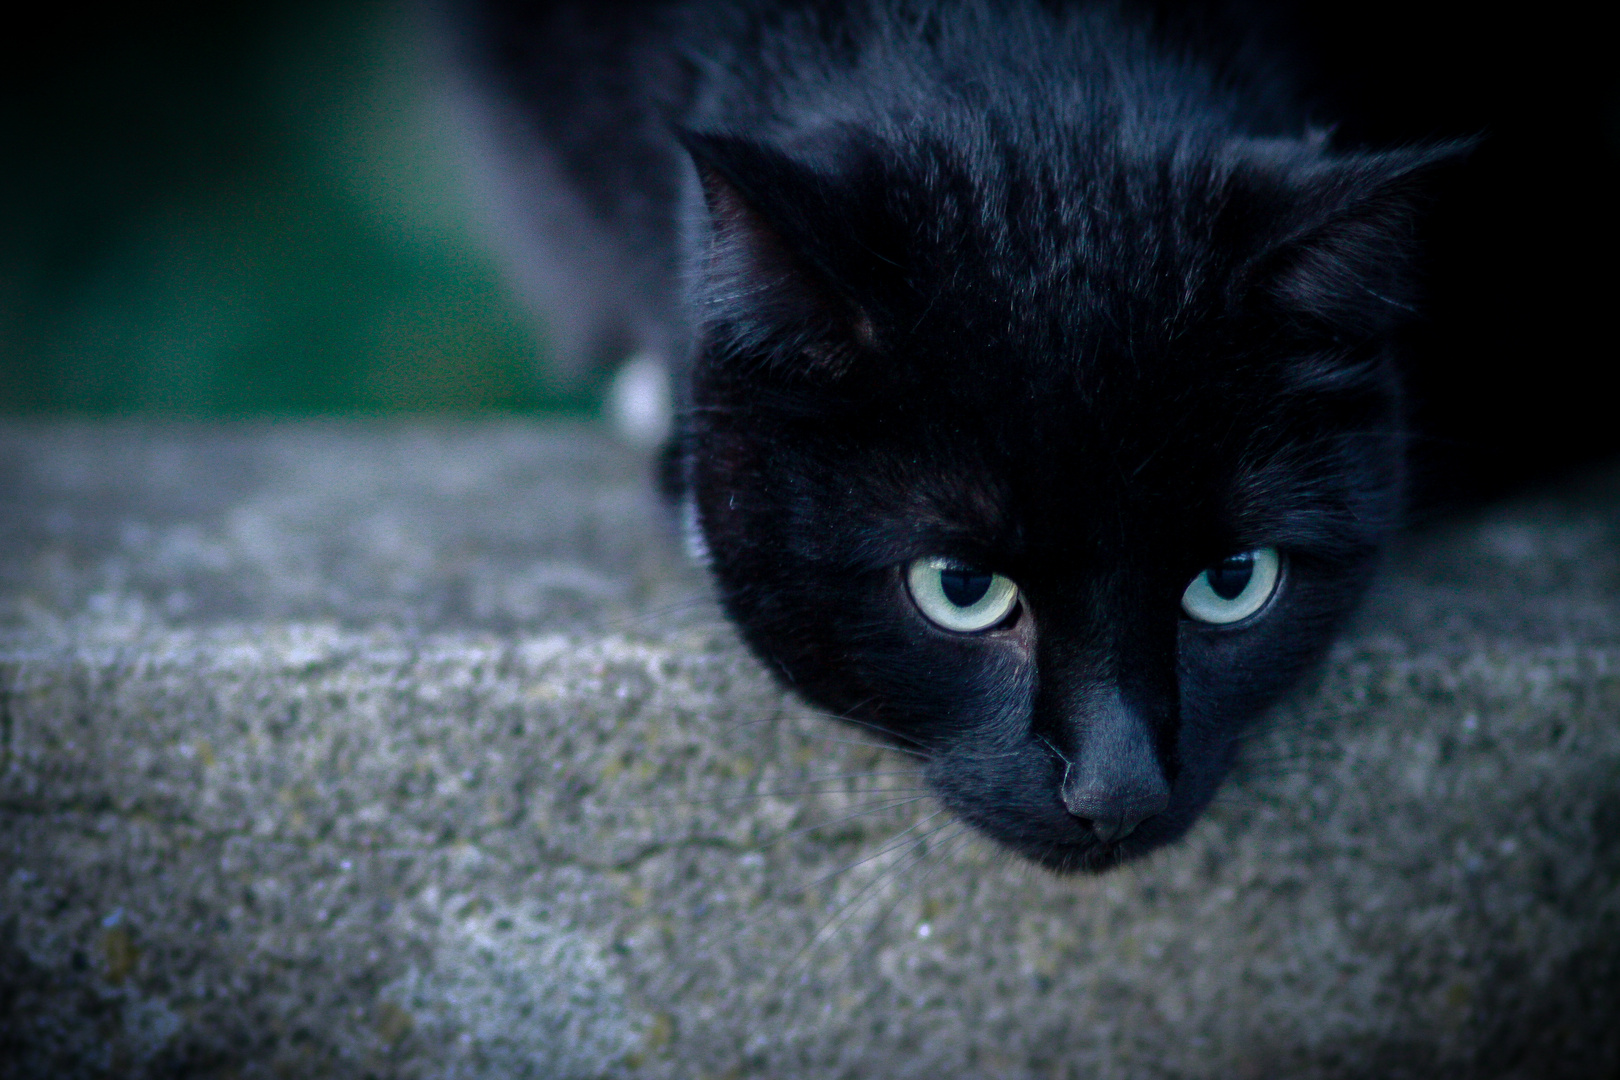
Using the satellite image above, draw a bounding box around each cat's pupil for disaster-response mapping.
[940,569,993,608]
[1207,554,1255,601]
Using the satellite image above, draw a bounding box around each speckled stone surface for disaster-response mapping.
[2,420,1617,1079]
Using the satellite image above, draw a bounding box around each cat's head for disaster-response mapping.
[677,123,1456,872]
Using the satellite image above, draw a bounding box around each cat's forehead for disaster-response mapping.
[895,152,1234,332]
[818,320,1390,570]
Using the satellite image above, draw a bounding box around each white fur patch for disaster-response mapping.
[607,352,673,449]
[680,493,710,566]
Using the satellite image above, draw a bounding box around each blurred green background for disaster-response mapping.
[0,2,584,418]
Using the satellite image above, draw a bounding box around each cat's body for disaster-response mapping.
[455,0,1456,871]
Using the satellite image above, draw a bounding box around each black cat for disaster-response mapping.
[453,0,1460,872]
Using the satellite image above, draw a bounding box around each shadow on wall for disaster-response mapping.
[0,1,585,418]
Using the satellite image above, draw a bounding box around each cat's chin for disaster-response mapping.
[1003,842,1122,875]
[946,801,1189,875]
[1004,830,1164,875]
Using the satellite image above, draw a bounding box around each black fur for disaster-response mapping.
[457,0,1460,872]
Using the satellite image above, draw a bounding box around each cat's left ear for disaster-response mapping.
[1234,139,1475,337]
[678,129,886,378]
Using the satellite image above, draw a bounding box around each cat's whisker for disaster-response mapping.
[718,767,928,784]
[830,718,928,750]
[786,808,948,898]
[816,822,976,988]
[622,782,929,823]
[752,795,937,849]
[710,717,928,757]
[808,825,970,981]
[777,817,962,986]
[702,709,796,733]
[594,603,730,633]
[831,740,927,760]
[637,786,933,810]
[864,822,972,923]
[701,810,958,1003]
[705,697,893,742]
[592,591,731,622]
[805,732,929,759]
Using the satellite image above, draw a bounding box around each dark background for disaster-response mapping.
[1280,2,1618,511]
[2,2,1614,508]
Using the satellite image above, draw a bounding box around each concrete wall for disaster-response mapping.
[2,422,1617,1078]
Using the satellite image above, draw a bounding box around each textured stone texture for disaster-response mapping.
[1,420,1617,1079]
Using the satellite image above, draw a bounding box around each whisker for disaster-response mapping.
[631,786,930,811]
[787,809,947,898]
[593,597,729,632]
[828,713,929,751]
[802,816,958,930]
[793,733,929,759]
[707,712,913,748]
[755,795,936,847]
[685,787,937,808]
[872,821,970,916]
[698,705,931,760]
[771,769,927,783]
[686,767,929,791]
[706,711,791,732]
[832,822,975,977]
[780,818,960,983]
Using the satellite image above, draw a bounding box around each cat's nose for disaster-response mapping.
[1063,787,1168,843]
[1059,689,1171,843]
[1066,801,1161,843]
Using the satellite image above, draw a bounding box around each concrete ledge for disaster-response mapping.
[2,421,1617,1078]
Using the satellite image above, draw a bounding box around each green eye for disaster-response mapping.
[906,557,1020,633]
[1181,548,1281,624]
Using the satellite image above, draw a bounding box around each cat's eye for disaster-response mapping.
[906,557,1020,633]
[1181,548,1281,625]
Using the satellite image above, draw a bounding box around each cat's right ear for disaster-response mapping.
[679,131,880,377]
[1224,138,1475,340]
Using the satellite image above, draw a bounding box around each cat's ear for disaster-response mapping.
[680,130,881,376]
[1233,140,1474,337]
